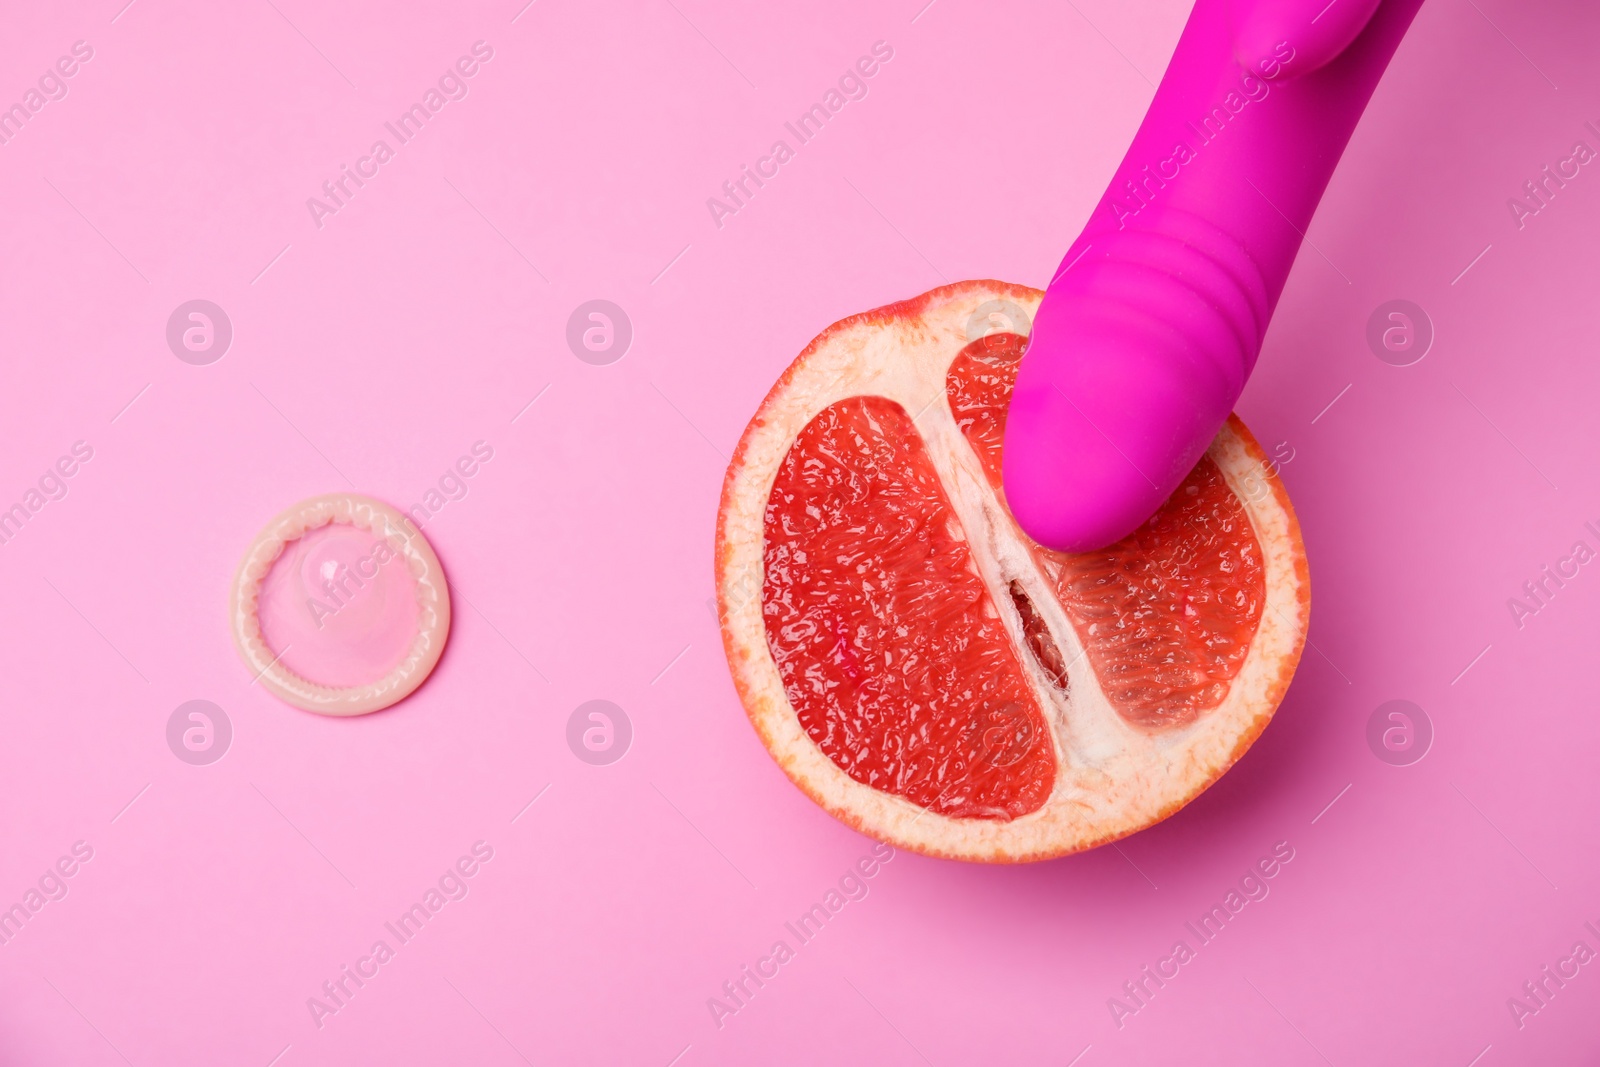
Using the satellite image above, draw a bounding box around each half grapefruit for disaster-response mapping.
[716,281,1308,862]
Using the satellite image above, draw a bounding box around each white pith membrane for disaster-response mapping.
[717,281,1309,862]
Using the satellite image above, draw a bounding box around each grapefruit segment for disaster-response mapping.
[717,281,1308,862]
[762,395,1056,820]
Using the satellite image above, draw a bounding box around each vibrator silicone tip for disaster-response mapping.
[1228,0,1384,79]
[1002,389,1169,555]
[1004,298,1232,553]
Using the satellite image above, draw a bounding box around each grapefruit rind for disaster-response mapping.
[716,281,1309,862]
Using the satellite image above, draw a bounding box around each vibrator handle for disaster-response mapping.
[1002,0,1426,551]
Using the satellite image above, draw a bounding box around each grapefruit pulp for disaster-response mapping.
[716,281,1308,862]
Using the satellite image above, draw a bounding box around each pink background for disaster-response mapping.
[1,0,1596,1063]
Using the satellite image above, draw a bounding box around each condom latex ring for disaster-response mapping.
[230,494,451,715]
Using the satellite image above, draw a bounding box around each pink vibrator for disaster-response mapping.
[1003,0,1426,551]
